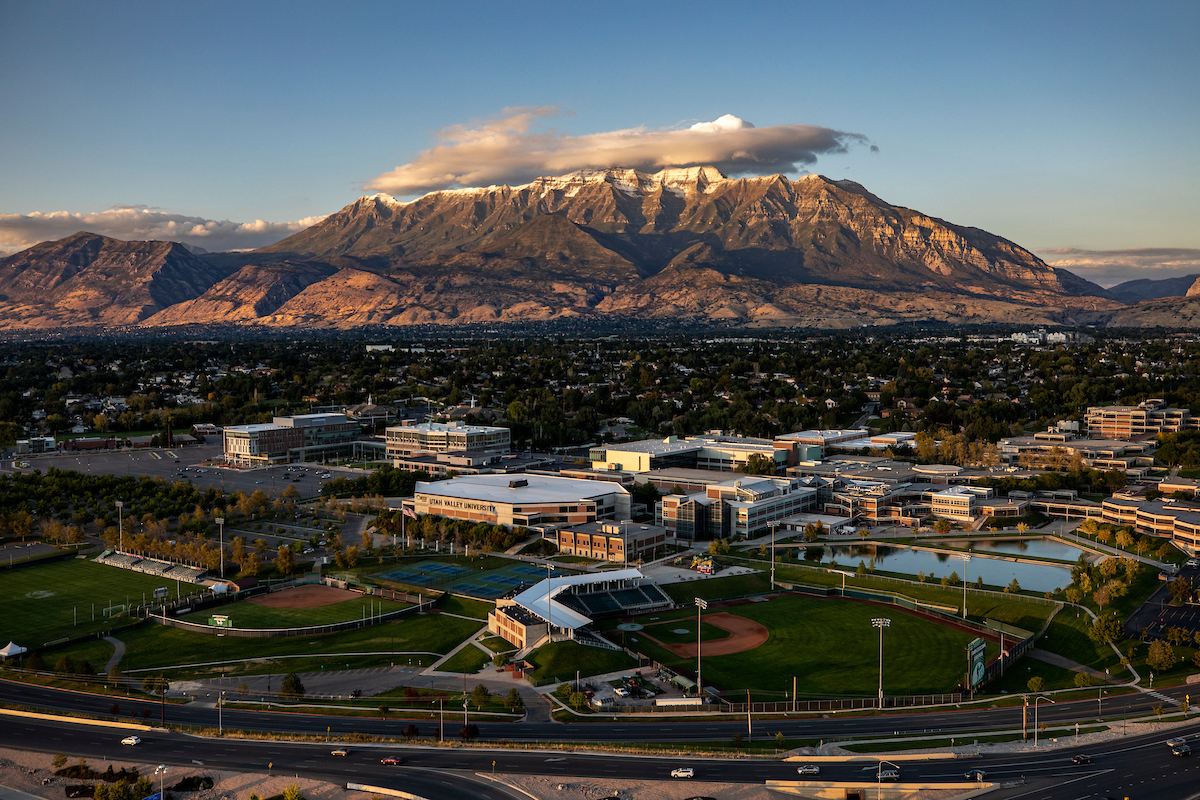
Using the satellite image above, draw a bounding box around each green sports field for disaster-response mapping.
[212,595,411,629]
[0,557,204,648]
[601,594,998,700]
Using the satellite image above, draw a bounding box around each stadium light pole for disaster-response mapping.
[115,500,123,552]
[154,765,168,800]
[872,618,890,708]
[215,516,225,579]
[695,597,708,698]
[961,554,970,620]
[769,521,777,591]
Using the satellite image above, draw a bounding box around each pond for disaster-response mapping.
[799,543,1073,593]
[941,537,1091,563]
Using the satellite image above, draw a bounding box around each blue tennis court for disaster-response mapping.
[372,559,579,600]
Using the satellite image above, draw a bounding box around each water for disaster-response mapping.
[799,543,1073,594]
[942,537,1089,563]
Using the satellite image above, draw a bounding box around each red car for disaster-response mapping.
[380,757,402,765]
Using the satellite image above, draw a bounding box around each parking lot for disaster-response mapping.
[4,444,361,501]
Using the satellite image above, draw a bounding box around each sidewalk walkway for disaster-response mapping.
[102,636,125,674]
[1026,647,1122,685]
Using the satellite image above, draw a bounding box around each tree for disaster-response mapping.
[492,652,509,668]
[1073,672,1094,689]
[403,723,419,739]
[738,453,777,476]
[1027,676,1045,693]
[470,683,490,710]
[1147,639,1177,672]
[282,484,300,499]
[1064,586,1082,604]
[459,723,479,741]
[569,691,586,709]
[279,672,305,700]
[934,518,951,535]
[275,544,295,577]
[282,784,305,800]
[504,688,523,712]
[1005,578,1021,594]
[1088,614,1122,644]
[1169,576,1192,605]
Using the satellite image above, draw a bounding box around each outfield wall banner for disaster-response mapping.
[968,637,987,688]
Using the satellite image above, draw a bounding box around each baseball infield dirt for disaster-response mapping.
[662,612,769,658]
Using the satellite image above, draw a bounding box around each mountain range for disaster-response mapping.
[3,166,1193,331]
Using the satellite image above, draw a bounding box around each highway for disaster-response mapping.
[5,680,1200,798]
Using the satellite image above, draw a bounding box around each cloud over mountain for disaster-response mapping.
[365,109,873,196]
[1039,247,1200,287]
[0,206,327,255]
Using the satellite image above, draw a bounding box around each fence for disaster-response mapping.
[148,599,436,638]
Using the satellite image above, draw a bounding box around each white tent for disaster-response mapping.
[0,641,28,659]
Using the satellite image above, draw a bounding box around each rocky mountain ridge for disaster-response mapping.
[0,167,1171,331]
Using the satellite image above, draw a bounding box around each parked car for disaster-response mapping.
[614,687,630,697]
[670,767,694,779]
[331,749,348,756]
[120,736,141,746]
[1071,754,1092,764]
[796,765,820,775]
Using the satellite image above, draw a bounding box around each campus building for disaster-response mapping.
[1085,399,1195,440]
[775,429,870,457]
[222,413,359,466]
[385,420,510,459]
[488,569,671,649]
[997,431,1155,476]
[657,476,818,540]
[590,433,788,474]
[1102,495,1200,553]
[552,521,669,563]
[408,473,630,529]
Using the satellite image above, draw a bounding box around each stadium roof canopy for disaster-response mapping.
[510,568,645,631]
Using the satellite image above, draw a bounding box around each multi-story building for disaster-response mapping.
[658,476,817,540]
[408,473,630,529]
[997,432,1155,475]
[385,420,510,460]
[1085,399,1195,440]
[554,521,669,563]
[591,433,788,474]
[1102,495,1200,554]
[222,413,359,466]
[775,429,870,457]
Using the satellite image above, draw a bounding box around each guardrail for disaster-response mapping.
[147,600,436,638]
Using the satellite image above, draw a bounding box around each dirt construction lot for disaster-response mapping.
[246,584,360,609]
[660,612,769,658]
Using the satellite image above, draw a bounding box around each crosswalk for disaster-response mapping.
[1145,689,1179,706]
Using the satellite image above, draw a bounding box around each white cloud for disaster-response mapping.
[1039,247,1200,287]
[0,207,327,256]
[366,108,872,196]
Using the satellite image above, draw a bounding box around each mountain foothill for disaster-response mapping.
[0,167,1194,330]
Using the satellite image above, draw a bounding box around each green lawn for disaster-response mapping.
[213,595,410,629]
[525,641,637,685]
[438,645,494,674]
[642,620,730,645]
[0,558,205,648]
[627,595,998,700]
[479,635,515,654]
[50,613,485,678]
[436,594,495,620]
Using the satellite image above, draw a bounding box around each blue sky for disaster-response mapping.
[1,1,1197,284]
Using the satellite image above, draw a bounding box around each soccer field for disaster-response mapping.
[0,557,204,648]
[605,594,996,700]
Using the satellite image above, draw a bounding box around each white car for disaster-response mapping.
[121,736,141,746]
[797,764,820,775]
[614,687,630,697]
[670,767,694,779]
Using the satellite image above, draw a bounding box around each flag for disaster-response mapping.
[402,506,417,520]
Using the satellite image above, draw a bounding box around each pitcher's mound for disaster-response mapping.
[247,584,359,609]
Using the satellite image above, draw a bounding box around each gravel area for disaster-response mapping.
[0,749,368,800]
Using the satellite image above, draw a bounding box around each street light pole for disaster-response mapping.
[218,690,224,734]
[116,500,123,552]
[695,597,708,698]
[215,516,224,580]
[872,618,890,708]
[1034,696,1055,746]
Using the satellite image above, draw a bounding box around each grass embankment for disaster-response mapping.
[438,645,494,674]
[525,641,637,686]
[49,614,485,678]
[0,558,205,647]
[436,595,494,620]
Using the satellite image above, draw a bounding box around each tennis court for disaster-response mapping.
[373,559,577,599]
